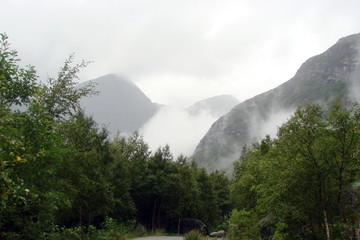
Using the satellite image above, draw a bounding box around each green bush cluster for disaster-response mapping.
[184,230,205,240]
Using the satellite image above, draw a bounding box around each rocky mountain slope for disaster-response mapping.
[193,33,360,172]
[79,74,158,135]
[187,95,239,118]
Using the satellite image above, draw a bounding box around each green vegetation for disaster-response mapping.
[183,230,205,240]
[229,101,360,239]
[1,33,359,240]
[0,33,230,239]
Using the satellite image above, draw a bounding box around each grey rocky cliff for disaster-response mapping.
[187,95,239,118]
[192,33,360,173]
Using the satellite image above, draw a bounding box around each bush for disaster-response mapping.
[47,218,147,240]
[227,209,260,240]
[184,230,204,240]
[47,226,85,240]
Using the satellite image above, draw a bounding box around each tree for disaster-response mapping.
[0,33,98,238]
[57,111,114,227]
[108,135,136,222]
[30,54,96,122]
[210,170,231,225]
[147,145,177,230]
[230,102,360,239]
[0,33,43,238]
[0,33,37,109]
[196,168,218,228]
[175,155,201,219]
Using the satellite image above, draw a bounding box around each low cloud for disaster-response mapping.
[140,106,217,158]
[252,108,295,141]
[2,0,360,107]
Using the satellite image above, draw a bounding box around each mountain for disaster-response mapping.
[193,33,360,172]
[79,74,158,135]
[187,95,239,118]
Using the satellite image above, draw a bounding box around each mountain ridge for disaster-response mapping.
[79,74,159,135]
[187,94,239,118]
[193,33,360,172]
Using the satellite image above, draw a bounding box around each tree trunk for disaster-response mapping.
[323,207,331,240]
[79,204,84,240]
[152,198,157,232]
[157,199,161,229]
[178,218,181,235]
[318,174,330,240]
[79,204,83,227]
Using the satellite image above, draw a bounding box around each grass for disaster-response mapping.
[183,230,205,240]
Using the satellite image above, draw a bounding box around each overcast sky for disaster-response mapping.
[2,0,360,107]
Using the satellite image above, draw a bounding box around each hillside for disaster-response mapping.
[79,74,158,135]
[187,95,239,118]
[193,33,360,172]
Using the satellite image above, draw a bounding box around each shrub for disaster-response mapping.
[227,209,260,240]
[184,230,204,240]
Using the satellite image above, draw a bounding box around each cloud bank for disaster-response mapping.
[2,0,360,107]
[140,106,217,157]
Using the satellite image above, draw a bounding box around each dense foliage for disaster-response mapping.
[1,33,359,240]
[0,34,230,239]
[229,102,360,240]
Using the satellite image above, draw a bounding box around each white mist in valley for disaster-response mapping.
[140,106,217,158]
[251,108,295,141]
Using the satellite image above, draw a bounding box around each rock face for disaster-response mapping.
[209,230,226,237]
[193,33,360,172]
[79,74,158,136]
[187,95,239,118]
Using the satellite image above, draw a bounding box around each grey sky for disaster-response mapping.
[2,0,360,107]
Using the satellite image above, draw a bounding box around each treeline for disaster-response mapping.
[1,33,359,240]
[230,103,360,239]
[0,33,231,239]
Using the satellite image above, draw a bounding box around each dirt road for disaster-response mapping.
[132,237,183,240]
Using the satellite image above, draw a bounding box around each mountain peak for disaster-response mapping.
[193,33,360,173]
[79,74,158,135]
[91,74,136,86]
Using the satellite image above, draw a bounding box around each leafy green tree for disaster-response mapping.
[175,155,201,219]
[195,168,218,229]
[321,101,360,238]
[147,145,178,230]
[0,33,37,109]
[0,33,38,208]
[228,209,260,240]
[0,33,48,238]
[0,33,97,238]
[108,135,136,221]
[32,54,96,121]
[123,133,152,226]
[230,102,360,239]
[210,170,231,225]
[57,111,113,227]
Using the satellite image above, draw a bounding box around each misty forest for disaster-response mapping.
[1,32,360,240]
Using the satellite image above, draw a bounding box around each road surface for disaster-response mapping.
[132,237,183,240]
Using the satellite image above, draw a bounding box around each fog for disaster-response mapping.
[2,0,360,107]
[251,108,295,141]
[2,0,360,163]
[140,106,217,157]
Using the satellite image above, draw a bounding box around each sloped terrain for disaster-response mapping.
[187,95,239,118]
[193,33,360,172]
[79,74,159,135]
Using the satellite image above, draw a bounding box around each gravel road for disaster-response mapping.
[132,237,183,240]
